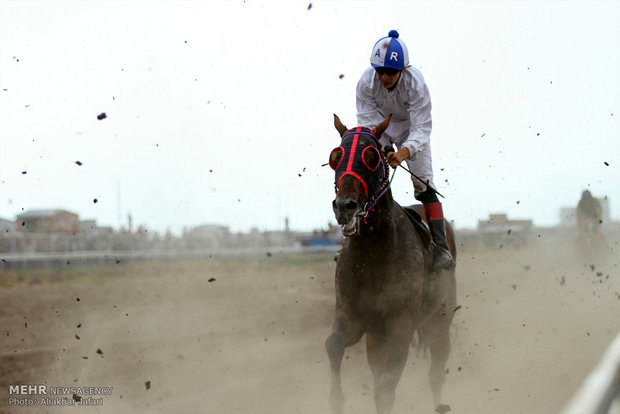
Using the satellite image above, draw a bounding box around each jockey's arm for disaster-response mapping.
[402,67,432,158]
[356,69,388,129]
[387,147,410,168]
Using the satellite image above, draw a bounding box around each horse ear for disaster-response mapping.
[374,114,392,139]
[333,114,348,137]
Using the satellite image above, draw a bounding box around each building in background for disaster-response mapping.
[183,224,231,248]
[0,217,15,234]
[16,209,80,234]
[477,213,533,247]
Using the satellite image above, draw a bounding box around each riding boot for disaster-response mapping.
[424,202,456,271]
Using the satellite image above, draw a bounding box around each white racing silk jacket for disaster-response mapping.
[356,66,432,159]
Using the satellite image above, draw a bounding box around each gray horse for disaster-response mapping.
[326,115,457,414]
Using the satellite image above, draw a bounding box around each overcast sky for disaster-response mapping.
[1,0,619,235]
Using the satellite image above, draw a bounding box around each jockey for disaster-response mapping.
[577,189,603,235]
[356,30,455,271]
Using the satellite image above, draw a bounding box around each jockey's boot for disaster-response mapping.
[424,202,456,271]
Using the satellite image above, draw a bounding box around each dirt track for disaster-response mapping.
[1,230,619,414]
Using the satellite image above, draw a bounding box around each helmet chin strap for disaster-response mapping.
[387,76,401,91]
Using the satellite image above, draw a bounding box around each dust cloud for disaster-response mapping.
[1,227,618,414]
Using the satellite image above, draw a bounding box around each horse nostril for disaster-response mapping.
[344,200,357,211]
[333,199,358,213]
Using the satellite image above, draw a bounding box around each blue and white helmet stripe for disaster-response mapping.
[370,30,409,70]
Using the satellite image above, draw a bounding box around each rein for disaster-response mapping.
[360,153,392,220]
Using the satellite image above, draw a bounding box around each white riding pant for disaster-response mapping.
[406,144,436,198]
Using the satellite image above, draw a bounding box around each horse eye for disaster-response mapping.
[329,147,344,170]
[362,147,381,171]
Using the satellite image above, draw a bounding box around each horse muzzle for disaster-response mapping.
[332,199,362,236]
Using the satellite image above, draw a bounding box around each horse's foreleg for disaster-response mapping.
[326,331,346,414]
[325,314,363,414]
[366,315,413,414]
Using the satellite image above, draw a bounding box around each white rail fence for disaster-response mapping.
[0,246,316,272]
[561,331,620,414]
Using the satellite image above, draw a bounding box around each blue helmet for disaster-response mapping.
[370,30,410,70]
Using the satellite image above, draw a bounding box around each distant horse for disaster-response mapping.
[576,190,604,253]
[325,115,457,414]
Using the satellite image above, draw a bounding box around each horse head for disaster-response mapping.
[329,114,391,236]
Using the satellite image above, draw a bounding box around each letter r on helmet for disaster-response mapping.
[390,52,399,61]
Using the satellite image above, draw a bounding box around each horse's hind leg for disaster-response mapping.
[325,313,363,414]
[423,314,452,407]
[366,315,414,414]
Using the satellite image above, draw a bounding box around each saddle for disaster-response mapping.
[401,204,433,250]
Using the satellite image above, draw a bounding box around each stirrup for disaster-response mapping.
[432,248,455,271]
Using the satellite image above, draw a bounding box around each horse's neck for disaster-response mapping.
[373,189,396,225]
[353,190,397,247]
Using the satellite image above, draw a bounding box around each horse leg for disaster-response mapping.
[366,315,413,414]
[325,312,364,414]
[423,313,452,407]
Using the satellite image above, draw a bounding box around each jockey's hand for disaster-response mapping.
[387,148,411,168]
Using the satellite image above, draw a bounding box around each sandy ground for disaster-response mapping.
[1,230,619,414]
